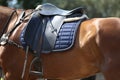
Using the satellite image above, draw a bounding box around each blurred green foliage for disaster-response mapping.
[0,0,119,17]
[18,0,42,9]
[0,0,7,6]
[44,0,120,17]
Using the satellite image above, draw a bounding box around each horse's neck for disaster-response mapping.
[0,6,14,33]
[0,6,13,14]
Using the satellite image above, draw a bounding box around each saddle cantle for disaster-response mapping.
[20,3,88,55]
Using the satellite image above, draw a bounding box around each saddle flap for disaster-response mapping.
[23,12,45,51]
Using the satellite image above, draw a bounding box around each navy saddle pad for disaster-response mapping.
[20,11,85,55]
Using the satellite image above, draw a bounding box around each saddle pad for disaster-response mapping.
[53,21,80,51]
[20,20,82,53]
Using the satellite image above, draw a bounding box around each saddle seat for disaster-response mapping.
[36,3,85,16]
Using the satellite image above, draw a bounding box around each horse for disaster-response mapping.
[0,3,119,80]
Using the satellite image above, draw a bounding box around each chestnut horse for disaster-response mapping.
[0,5,120,80]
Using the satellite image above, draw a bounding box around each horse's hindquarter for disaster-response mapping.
[41,19,100,79]
[96,18,120,80]
[80,17,120,80]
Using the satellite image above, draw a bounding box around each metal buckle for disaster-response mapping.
[0,34,9,46]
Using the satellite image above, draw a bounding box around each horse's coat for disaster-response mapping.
[0,6,120,80]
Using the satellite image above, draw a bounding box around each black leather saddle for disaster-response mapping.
[20,3,88,56]
[37,3,85,16]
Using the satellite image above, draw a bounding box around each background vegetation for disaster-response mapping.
[0,0,119,18]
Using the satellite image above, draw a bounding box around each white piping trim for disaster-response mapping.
[64,14,88,22]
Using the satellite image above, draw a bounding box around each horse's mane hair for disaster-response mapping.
[0,6,32,16]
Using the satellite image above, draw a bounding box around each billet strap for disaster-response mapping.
[21,46,29,79]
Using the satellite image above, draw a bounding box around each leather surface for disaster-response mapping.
[39,3,85,16]
[20,11,66,54]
